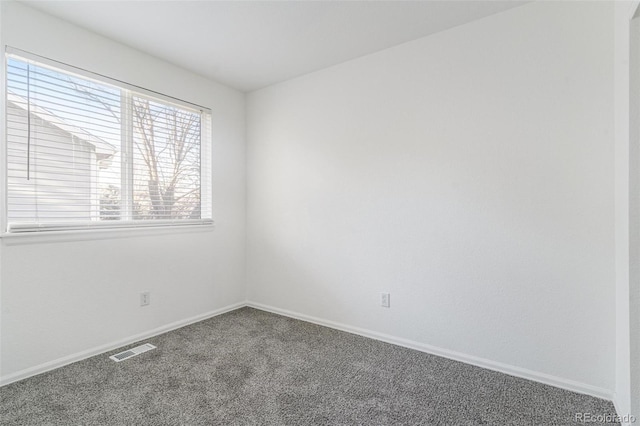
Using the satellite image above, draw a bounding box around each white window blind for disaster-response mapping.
[5,49,213,233]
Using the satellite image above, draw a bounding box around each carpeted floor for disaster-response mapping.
[1,307,619,425]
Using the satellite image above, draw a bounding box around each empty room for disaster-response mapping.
[0,0,638,424]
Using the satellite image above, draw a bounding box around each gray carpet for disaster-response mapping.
[0,307,618,425]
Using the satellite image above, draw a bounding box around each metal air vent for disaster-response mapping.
[109,343,156,362]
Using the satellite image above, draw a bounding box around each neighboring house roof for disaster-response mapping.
[7,91,117,156]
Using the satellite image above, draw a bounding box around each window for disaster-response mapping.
[4,49,212,233]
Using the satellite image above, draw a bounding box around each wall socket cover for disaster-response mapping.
[381,292,390,308]
[140,292,151,306]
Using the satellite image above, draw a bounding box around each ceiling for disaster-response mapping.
[22,0,528,92]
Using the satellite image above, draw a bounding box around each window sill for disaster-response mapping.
[0,223,215,245]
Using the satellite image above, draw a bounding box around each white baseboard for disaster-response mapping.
[246,301,614,402]
[2,299,616,406]
[0,301,246,387]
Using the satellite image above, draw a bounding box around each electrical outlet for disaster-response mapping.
[140,292,151,307]
[380,292,390,308]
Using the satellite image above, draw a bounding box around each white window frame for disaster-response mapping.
[2,47,213,237]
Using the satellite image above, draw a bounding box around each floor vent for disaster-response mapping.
[109,343,156,362]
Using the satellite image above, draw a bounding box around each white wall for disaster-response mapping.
[0,1,246,382]
[616,1,640,421]
[614,1,633,419]
[247,1,615,396]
